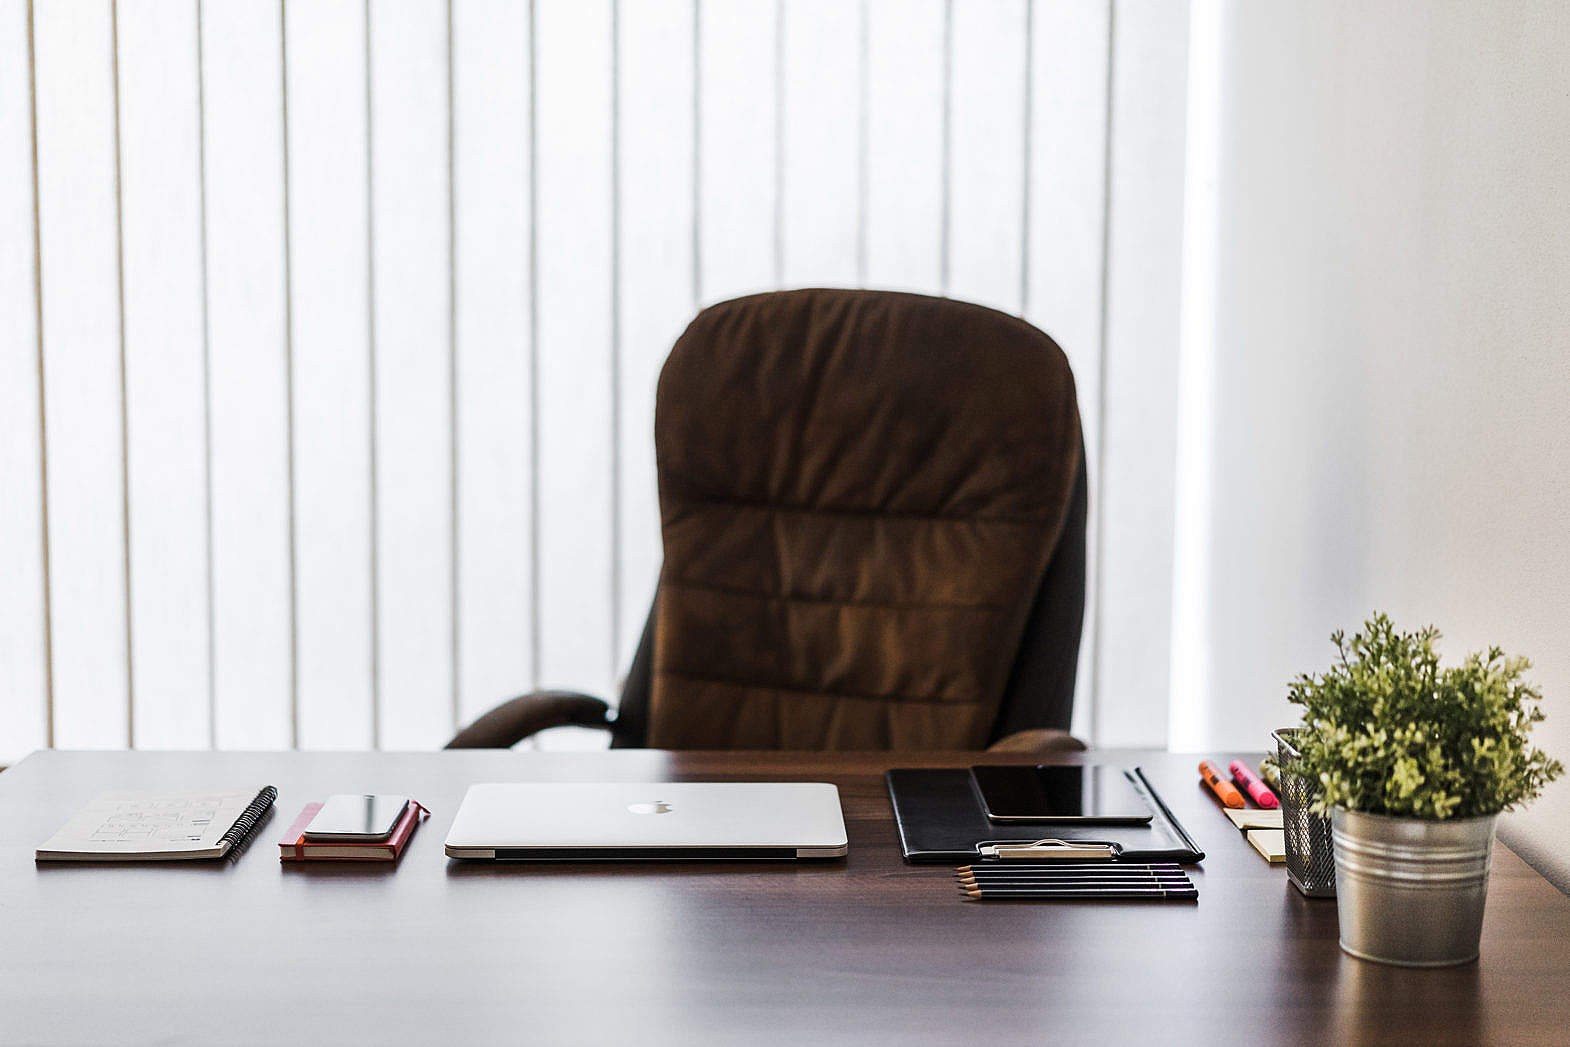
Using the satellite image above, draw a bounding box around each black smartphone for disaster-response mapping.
[970,765,1153,824]
[303,794,410,841]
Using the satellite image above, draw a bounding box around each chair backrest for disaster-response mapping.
[619,289,1084,750]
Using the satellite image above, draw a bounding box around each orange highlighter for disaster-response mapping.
[1198,760,1245,809]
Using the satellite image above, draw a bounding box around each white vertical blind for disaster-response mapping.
[779,0,861,287]
[202,0,294,750]
[451,0,534,730]
[0,0,49,756]
[117,0,212,749]
[697,0,778,303]
[0,0,1186,759]
[864,0,944,292]
[1025,0,1114,742]
[284,0,376,749]
[946,0,1027,314]
[368,0,455,748]
[616,0,696,671]
[534,0,616,705]
[32,0,129,749]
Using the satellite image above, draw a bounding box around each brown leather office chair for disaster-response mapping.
[449,289,1087,754]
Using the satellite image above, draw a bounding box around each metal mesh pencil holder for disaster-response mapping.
[1272,728,1337,898]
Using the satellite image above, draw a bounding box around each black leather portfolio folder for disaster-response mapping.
[886,767,1205,864]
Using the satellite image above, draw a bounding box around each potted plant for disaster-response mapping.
[1287,613,1562,967]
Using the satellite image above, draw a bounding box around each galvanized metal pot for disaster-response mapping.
[1330,808,1497,967]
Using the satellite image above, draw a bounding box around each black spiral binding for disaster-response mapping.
[219,786,278,853]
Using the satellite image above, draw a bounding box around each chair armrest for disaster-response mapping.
[985,728,1088,755]
[444,691,614,749]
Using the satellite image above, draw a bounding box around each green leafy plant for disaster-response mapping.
[1287,613,1562,819]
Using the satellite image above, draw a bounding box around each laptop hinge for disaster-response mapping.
[490,846,799,861]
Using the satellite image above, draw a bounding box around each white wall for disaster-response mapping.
[1182,0,1570,887]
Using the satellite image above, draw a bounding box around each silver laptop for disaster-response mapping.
[444,782,848,861]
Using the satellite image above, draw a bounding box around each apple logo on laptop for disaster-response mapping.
[627,801,673,815]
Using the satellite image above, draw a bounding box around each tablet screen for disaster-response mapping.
[970,765,1153,824]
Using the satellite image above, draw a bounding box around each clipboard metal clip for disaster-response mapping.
[977,839,1120,861]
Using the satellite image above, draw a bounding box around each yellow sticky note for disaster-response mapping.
[1247,829,1286,863]
[1224,807,1284,831]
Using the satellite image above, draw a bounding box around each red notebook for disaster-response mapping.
[279,800,426,862]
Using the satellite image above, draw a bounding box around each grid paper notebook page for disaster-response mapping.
[35,789,275,861]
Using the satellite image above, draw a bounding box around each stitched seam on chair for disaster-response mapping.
[658,669,985,708]
[660,578,1013,612]
[657,480,1062,527]
[688,289,1075,371]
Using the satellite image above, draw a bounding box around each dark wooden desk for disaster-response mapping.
[3,750,1568,1046]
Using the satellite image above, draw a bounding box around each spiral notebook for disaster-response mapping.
[35,787,277,862]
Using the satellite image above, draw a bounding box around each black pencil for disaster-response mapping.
[962,887,1195,895]
[957,863,1183,873]
[958,872,1190,881]
[957,869,1191,879]
[960,883,1197,892]
[948,872,1180,879]
[961,886,1198,900]
[958,877,1192,887]
[958,866,1190,876]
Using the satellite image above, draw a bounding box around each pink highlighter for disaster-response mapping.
[1229,760,1279,809]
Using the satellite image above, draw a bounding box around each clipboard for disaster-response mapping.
[886,767,1205,864]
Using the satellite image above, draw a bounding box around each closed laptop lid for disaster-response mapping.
[444,782,848,860]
